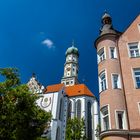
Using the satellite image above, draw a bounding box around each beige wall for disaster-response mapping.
[97,37,127,130]
[118,15,140,130]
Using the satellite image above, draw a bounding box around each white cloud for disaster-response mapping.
[42,39,55,49]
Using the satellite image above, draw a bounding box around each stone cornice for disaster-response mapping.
[100,129,140,139]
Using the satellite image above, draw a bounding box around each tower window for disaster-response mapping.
[116,111,127,129]
[101,105,110,131]
[128,42,140,58]
[110,47,117,59]
[99,70,107,92]
[112,74,121,89]
[66,82,69,85]
[133,68,140,88]
[97,48,105,63]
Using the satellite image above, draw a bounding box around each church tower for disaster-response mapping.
[61,42,79,86]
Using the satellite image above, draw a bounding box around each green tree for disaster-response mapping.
[66,117,87,140]
[0,68,51,140]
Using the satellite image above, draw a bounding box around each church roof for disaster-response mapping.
[65,84,94,97]
[45,83,64,93]
[44,83,94,97]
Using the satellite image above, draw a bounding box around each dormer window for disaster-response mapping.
[98,48,105,63]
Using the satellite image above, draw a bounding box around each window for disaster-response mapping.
[116,111,127,129]
[133,68,140,88]
[110,47,117,59]
[97,48,105,63]
[56,127,60,140]
[138,102,140,115]
[138,24,140,32]
[128,43,140,58]
[76,100,81,119]
[59,98,63,121]
[112,74,121,89]
[87,102,92,139]
[101,105,110,131]
[66,82,69,85]
[68,101,72,118]
[99,71,107,92]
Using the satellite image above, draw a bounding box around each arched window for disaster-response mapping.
[56,127,60,140]
[76,100,81,119]
[87,101,92,139]
[68,100,72,118]
[59,98,63,121]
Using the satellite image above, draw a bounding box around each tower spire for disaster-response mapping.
[72,39,75,47]
[61,43,79,86]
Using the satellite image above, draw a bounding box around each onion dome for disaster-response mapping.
[102,12,111,23]
[100,12,118,36]
[65,43,79,57]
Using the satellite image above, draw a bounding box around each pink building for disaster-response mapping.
[95,13,140,140]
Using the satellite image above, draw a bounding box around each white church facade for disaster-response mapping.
[27,44,99,140]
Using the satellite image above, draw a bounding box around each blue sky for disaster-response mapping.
[0,0,140,98]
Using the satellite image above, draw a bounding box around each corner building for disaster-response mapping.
[95,13,140,140]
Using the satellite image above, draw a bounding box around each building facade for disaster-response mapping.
[95,13,140,140]
[28,44,99,140]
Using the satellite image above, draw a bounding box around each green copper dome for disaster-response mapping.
[65,46,79,57]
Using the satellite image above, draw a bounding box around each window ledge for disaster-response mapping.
[110,58,118,60]
[113,88,122,90]
[130,56,140,59]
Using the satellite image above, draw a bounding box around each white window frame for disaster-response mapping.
[97,47,106,63]
[99,70,107,92]
[109,47,117,59]
[133,68,140,89]
[137,102,140,115]
[115,110,127,130]
[128,42,140,58]
[100,105,111,131]
[111,73,121,89]
[138,24,140,33]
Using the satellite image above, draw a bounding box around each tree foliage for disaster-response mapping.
[0,68,51,140]
[66,117,87,140]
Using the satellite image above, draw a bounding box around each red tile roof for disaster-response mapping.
[45,83,64,93]
[44,83,94,97]
[65,84,94,97]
